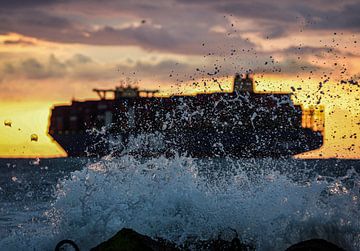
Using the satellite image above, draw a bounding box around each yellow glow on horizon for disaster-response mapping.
[0,74,359,159]
[255,75,360,158]
[0,33,358,159]
[0,101,66,158]
[176,74,360,158]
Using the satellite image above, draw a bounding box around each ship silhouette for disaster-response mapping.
[48,73,323,157]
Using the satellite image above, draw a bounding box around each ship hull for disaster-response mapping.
[51,128,322,158]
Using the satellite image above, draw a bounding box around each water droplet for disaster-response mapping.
[4,120,12,127]
[31,134,38,142]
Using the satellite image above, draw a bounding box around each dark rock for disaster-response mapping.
[186,237,255,251]
[59,230,347,251]
[285,239,346,251]
[90,228,180,251]
[55,239,80,251]
[90,228,254,251]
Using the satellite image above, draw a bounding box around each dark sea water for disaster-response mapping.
[0,156,359,250]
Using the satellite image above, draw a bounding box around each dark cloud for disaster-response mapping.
[89,25,178,48]
[281,46,358,58]
[0,0,358,70]
[253,58,321,75]
[0,0,358,56]
[178,0,360,38]
[0,8,254,55]
[0,54,195,83]
[217,1,360,34]
[3,39,35,46]
[0,10,78,42]
[65,54,92,66]
[1,54,87,80]
[306,3,360,31]
[21,58,45,78]
[219,1,295,23]
[0,0,60,9]
[3,62,15,74]
[0,50,323,85]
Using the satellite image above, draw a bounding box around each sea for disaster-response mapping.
[0,156,359,250]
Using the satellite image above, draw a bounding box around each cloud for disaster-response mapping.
[0,0,65,9]
[0,0,358,57]
[21,58,46,78]
[0,49,328,89]
[0,1,251,54]
[0,14,254,55]
[1,54,87,80]
[0,53,196,83]
[300,2,360,31]
[254,58,322,75]
[65,54,92,66]
[280,46,358,58]
[3,39,35,46]
[218,1,360,35]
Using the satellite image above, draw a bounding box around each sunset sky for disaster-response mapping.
[0,0,359,158]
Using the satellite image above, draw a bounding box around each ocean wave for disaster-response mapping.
[1,155,359,250]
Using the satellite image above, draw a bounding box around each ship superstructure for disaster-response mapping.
[49,74,323,157]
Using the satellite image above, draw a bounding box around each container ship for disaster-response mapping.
[48,73,324,158]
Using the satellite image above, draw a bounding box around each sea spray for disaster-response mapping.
[0,156,359,251]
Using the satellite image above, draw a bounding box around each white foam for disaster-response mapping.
[1,155,359,251]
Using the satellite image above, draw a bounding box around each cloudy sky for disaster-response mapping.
[0,0,359,157]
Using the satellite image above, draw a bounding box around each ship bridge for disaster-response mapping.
[93,86,159,100]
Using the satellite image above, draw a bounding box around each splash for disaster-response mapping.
[1,155,359,251]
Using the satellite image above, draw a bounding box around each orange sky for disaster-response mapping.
[0,101,65,158]
[0,11,359,159]
[0,74,359,158]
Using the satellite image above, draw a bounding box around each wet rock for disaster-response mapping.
[90,228,254,251]
[285,239,346,251]
[186,237,255,251]
[90,228,180,251]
